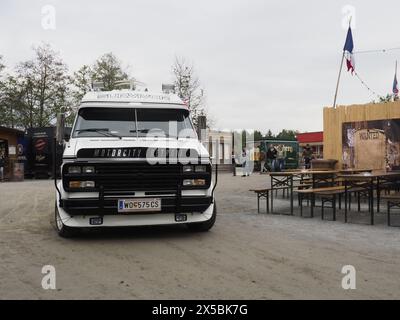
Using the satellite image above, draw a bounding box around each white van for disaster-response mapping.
[54,90,216,237]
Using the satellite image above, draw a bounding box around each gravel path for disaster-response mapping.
[0,173,399,299]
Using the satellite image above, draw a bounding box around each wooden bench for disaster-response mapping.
[380,193,400,226]
[316,188,347,221]
[249,187,289,213]
[249,188,271,213]
[295,186,345,218]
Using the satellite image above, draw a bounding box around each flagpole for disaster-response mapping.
[395,60,398,101]
[333,17,352,109]
[333,53,345,109]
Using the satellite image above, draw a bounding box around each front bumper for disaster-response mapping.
[56,199,215,228]
[61,196,212,216]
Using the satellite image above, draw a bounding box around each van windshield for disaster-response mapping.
[72,107,196,138]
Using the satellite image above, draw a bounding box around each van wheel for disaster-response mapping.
[55,202,78,238]
[187,203,216,232]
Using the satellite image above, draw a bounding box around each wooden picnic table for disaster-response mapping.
[339,171,400,224]
[269,170,339,214]
[339,168,373,174]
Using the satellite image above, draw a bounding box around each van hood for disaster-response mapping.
[63,137,209,159]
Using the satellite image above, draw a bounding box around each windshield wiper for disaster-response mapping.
[75,128,122,139]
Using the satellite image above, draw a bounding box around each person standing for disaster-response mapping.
[0,153,5,182]
[241,148,250,177]
[266,144,277,172]
[302,144,313,169]
[259,150,266,174]
[276,145,286,171]
[231,151,236,176]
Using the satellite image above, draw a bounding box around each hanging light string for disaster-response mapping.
[353,70,384,100]
[353,46,400,54]
[346,43,399,98]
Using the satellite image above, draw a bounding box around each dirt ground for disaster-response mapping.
[1,172,400,299]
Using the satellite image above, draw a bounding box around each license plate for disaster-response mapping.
[118,198,161,213]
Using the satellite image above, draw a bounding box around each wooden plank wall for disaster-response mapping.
[323,100,400,168]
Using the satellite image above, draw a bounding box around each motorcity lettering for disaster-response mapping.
[93,148,146,158]
[88,148,197,159]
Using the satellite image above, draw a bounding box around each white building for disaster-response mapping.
[200,129,233,171]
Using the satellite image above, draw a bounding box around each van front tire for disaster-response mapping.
[55,202,79,238]
[187,203,216,232]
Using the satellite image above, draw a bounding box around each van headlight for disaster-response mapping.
[182,165,207,173]
[69,181,95,188]
[194,165,207,173]
[68,166,81,174]
[82,166,95,173]
[183,165,193,172]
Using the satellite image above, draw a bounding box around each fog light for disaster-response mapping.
[82,166,95,173]
[69,181,81,188]
[68,166,81,174]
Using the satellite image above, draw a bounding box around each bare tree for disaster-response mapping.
[172,57,207,128]
[0,55,4,74]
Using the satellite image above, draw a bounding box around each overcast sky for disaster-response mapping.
[1,0,400,134]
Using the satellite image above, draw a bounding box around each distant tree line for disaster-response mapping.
[253,129,298,141]
[240,129,298,148]
[0,44,206,129]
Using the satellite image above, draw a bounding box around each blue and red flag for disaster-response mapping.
[343,26,355,74]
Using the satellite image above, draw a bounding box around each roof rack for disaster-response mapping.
[91,78,145,91]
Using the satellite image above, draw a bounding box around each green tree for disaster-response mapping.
[0,75,26,128]
[276,129,298,140]
[0,56,9,126]
[71,64,93,103]
[91,53,130,91]
[254,130,263,141]
[371,94,396,104]
[379,94,394,103]
[1,44,72,129]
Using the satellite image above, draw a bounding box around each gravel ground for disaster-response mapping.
[0,172,400,299]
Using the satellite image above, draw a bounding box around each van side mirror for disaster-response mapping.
[56,113,66,144]
[64,132,70,142]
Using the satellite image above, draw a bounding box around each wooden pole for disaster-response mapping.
[333,52,345,109]
[333,17,352,109]
[395,60,398,101]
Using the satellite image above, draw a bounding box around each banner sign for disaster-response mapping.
[342,119,400,170]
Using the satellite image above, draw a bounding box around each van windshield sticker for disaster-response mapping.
[95,92,171,102]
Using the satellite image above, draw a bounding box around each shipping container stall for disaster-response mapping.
[256,139,299,170]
